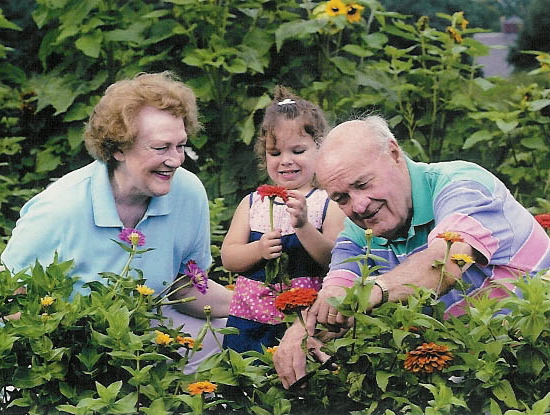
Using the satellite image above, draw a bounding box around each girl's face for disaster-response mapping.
[265,118,318,192]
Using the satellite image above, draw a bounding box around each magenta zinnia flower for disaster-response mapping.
[184,260,208,295]
[119,228,145,246]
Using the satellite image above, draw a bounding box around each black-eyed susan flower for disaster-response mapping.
[325,0,346,16]
[346,3,364,23]
[446,26,463,44]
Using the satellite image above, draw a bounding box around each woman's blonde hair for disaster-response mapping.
[84,71,201,163]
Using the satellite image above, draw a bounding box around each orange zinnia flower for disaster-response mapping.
[266,346,279,354]
[404,342,453,374]
[187,381,217,395]
[176,336,202,350]
[274,287,318,313]
[436,231,464,243]
[257,184,289,203]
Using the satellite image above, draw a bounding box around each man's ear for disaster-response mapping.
[388,140,402,162]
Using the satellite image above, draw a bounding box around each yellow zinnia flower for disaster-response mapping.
[326,0,346,16]
[266,346,279,354]
[136,284,154,296]
[154,330,173,345]
[346,3,365,23]
[40,296,55,307]
[451,253,475,268]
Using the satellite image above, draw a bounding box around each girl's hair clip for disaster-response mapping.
[277,98,296,106]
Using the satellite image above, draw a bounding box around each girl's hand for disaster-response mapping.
[258,229,282,260]
[286,190,308,229]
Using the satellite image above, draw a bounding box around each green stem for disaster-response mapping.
[435,242,451,296]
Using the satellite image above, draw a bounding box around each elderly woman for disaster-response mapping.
[1,71,231,371]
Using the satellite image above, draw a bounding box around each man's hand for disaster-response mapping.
[273,322,330,389]
[306,285,350,334]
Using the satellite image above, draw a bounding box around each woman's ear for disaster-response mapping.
[113,149,124,162]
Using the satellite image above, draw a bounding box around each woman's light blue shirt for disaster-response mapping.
[1,161,212,294]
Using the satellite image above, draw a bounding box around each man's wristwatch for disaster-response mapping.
[374,279,389,304]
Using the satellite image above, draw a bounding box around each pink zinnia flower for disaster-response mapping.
[119,228,145,246]
[184,260,208,295]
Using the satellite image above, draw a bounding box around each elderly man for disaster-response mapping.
[273,115,550,389]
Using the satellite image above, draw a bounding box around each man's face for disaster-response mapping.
[317,129,412,240]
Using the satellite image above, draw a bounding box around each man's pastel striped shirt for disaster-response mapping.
[324,157,550,316]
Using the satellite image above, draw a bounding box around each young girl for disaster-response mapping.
[221,86,346,353]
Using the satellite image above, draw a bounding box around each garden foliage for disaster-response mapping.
[1,0,550,252]
[2,1,550,413]
[2,232,550,414]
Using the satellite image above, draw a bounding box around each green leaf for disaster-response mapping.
[342,44,373,58]
[375,370,393,392]
[463,130,493,149]
[492,380,518,408]
[36,148,61,173]
[75,30,103,58]
[521,136,547,151]
[528,99,550,112]
[275,19,326,51]
[0,11,21,31]
[495,120,518,134]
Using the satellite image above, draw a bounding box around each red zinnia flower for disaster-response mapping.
[274,287,318,313]
[535,213,550,229]
[257,184,289,203]
[404,342,453,374]
[185,260,208,295]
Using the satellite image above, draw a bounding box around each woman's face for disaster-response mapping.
[112,106,187,201]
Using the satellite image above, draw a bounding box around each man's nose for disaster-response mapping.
[351,194,370,215]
